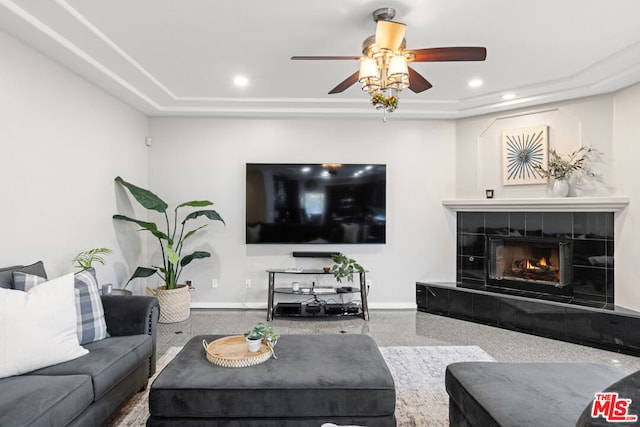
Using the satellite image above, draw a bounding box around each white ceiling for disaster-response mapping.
[2,0,640,119]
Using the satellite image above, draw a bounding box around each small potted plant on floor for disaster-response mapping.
[113,176,225,323]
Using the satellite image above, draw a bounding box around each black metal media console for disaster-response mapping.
[266,269,369,321]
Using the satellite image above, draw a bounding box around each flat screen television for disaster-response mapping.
[246,163,386,244]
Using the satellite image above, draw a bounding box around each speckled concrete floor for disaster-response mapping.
[157,309,640,373]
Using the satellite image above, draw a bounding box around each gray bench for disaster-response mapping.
[148,334,396,426]
[445,361,640,426]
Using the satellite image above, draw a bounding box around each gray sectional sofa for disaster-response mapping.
[445,361,640,427]
[0,264,160,427]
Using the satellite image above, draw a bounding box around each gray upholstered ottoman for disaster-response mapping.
[445,362,627,427]
[148,334,396,426]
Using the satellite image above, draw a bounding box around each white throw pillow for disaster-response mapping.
[0,273,88,379]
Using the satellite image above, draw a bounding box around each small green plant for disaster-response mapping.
[330,253,364,283]
[534,146,598,180]
[72,248,113,269]
[244,323,280,342]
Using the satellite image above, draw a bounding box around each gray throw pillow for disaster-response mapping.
[0,265,23,289]
[12,271,46,291]
[73,268,109,344]
[1,261,47,289]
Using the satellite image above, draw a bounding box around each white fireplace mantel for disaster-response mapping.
[442,196,631,212]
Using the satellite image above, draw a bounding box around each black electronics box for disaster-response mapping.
[275,302,302,316]
[302,303,323,316]
[324,303,346,315]
[345,304,361,315]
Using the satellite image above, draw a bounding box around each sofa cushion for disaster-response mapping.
[0,374,93,427]
[0,273,88,379]
[11,269,109,345]
[73,268,109,344]
[446,362,626,427]
[27,334,152,400]
[0,261,46,289]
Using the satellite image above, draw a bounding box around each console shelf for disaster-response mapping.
[266,269,369,321]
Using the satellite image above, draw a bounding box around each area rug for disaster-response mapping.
[110,345,494,426]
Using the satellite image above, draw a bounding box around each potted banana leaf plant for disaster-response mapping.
[113,176,224,323]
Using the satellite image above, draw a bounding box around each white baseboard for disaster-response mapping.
[368,302,416,310]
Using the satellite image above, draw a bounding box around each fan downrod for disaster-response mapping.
[372,7,395,22]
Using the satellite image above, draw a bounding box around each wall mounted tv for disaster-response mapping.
[246,163,386,244]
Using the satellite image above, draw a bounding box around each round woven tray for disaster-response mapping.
[202,336,272,368]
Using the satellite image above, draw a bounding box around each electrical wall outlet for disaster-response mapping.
[245,279,251,289]
[211,279,218,289]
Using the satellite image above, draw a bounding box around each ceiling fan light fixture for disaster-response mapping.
[375,20,406,52]
[359,58,381,92]
[387,55,409,89]
[290,7,486,122]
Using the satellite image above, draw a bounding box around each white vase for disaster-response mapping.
[552,179,570,197]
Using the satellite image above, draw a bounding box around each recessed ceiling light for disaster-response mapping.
[468,79,483,88]
[502,93,516,100]
[233,76,249,87]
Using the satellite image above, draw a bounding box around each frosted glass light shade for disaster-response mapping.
[359,58,381,92]
[388,55,409,90]
[375,20,406,51]
[388,55,408,78]
[359,58,378,80]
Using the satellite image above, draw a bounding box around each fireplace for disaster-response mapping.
[457,211,614,308]
[487,237,572,297]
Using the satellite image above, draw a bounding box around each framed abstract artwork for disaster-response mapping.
[502,125,548,185]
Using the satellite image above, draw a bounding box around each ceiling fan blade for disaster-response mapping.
[408,67,433,93]
[328,70,360,94]
[375,20,406,51]
[407,47,487,62]
[291,56,361,61]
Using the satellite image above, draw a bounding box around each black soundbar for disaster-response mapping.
[292,251,341,258]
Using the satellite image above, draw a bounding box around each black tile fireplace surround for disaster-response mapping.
[415,210,640,355]
[457,211,614,308]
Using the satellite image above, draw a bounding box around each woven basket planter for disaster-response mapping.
[150,284,191,323]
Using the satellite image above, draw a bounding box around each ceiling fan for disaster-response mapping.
[291,7,486,114]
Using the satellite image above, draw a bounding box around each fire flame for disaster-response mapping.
[525,257,548,270]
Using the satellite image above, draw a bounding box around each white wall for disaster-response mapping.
[147,118,457,308]
[456,95,616,199]
[612,83,640,310]
[456,87,640,310]
[0,29,149,288]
